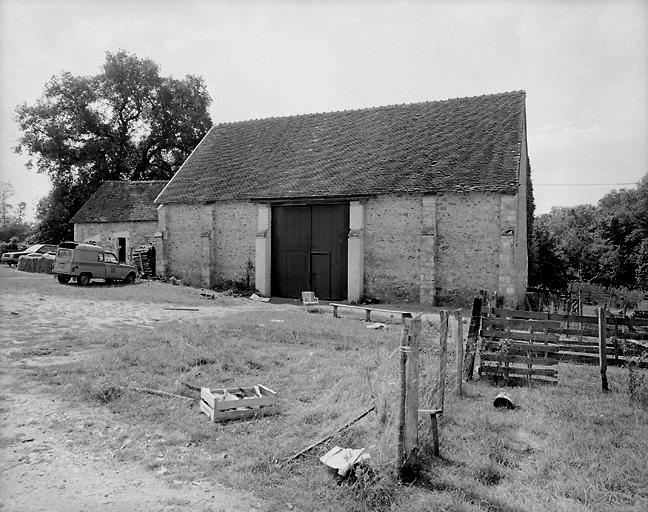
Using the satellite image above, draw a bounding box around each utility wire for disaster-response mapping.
[534,182,637,186]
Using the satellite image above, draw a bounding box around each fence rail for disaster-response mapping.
[479,307,648,381]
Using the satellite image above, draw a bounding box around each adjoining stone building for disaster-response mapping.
[71,180,168,264]
[154,91,531,306]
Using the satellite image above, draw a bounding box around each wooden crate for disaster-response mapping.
[200,385,278,422]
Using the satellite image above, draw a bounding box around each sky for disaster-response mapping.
[0,0,646,220]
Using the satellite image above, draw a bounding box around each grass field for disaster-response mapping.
[5,271,648,511]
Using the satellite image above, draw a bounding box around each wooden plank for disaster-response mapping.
[558,343,609,354]
[453,310,463,396]
[482,317,561,331]
[430,413,439,457]
[615,331,648,341]
[479,365,557,378]
[615,317,648,327]
[463,296,482,381]
[435,311,449,412]
[212,405,279,422]
[480,353,559,366]
[397,320,410,474]
[598,308,609,392]
[329,303,414,317]
[405,315,421,459]
[280,406,375,467]
[200,399,215,421]
[482,341,559,354]
[490,308,550,320]
[481,328,560,343]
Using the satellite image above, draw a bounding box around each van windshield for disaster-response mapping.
[56,248,74,261]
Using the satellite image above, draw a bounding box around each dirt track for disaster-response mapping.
[0,267,275,511]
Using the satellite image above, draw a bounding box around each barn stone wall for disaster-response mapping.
[160,188,528,306]
[210,202,257,288]
[74,221,157,263]
[362,192,524,306]
[434,193,502,304]
[364,195,422,302]
[161,204,212,287]
[159,202,256,289]
[514,126,530,304]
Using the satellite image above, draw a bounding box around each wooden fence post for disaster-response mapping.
[436,311,449,411]
[598,307,609,392]
[463,297,482,380]
[453,309,463,396]
[397,314,421,476]
[396,320,410,474]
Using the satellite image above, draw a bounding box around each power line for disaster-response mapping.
[534,182,637,187]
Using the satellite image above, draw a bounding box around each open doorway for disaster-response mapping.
[117,237,126,262]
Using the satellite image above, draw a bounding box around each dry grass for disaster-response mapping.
[6,270,647,511]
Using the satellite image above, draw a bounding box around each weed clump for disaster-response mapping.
[475,463,502,486]
[90,384,123,403]
[348,462,396,511]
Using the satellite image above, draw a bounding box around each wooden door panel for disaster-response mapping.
[272,204,349,300]
[312,204,348,300]
[271,206,310,298]
[311,252,331,299]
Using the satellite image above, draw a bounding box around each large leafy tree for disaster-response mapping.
[14,51,212,242]
[531,172,648,290]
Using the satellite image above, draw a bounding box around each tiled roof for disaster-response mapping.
[71,181,168,224]
[156,91,526,204]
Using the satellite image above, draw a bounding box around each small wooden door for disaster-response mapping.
[271,204,349,300]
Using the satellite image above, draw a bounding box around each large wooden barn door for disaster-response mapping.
[271,204,349,300]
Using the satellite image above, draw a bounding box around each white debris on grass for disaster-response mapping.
[319,446,370,476]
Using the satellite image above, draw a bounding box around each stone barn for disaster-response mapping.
[71,180,167,264]
[154,91,531,306]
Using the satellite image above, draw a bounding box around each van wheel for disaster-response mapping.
[57,274,71,284]
[78,274,91,286]
[124,273,136,285]
[105,278,114,285]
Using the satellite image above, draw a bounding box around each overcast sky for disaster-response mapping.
[1,0,646,219]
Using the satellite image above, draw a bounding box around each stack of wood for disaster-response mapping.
[132,244,155,277]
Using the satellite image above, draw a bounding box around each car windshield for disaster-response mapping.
[56,248,74,261]
[105,252,118,264]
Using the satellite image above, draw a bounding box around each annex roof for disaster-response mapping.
[71,181,168,224]
[155,91,526,204]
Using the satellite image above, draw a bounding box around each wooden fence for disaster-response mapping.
[478,307,648,386]
[479,315,560,385]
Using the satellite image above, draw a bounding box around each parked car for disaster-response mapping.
[1,244,57,267]
[52,241,137,285]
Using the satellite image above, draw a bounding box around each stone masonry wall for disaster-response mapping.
[363,192,509,306]
[211,202,257,288]
[434,193,502,304]
[514,126,529,304]
[74,221,157,263]
[364,195,422,302]
[164,204,211,287]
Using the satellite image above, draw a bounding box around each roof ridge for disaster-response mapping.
[215,90,526,127]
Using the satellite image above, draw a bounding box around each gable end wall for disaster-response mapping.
[74,220,157,263]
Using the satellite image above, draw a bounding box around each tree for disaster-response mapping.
[0,180,33,244]
[531,171,648,291]
[0,181,15,226]
[14,51,212,242]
